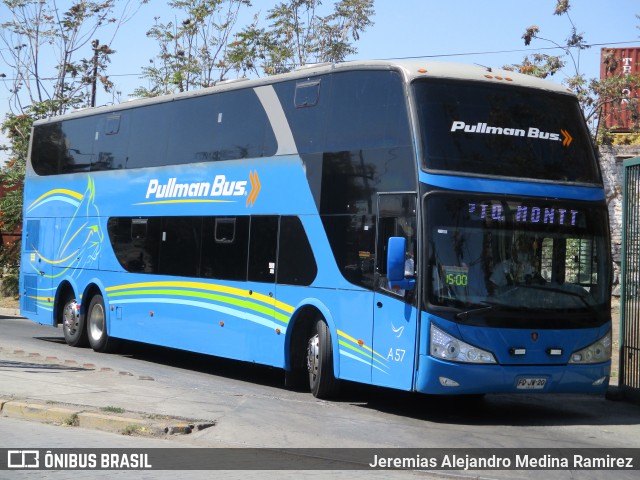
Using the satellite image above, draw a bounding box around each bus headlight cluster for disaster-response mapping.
[569,330,612,364]
[430,324,496,364]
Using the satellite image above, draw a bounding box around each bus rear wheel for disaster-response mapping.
[307,318,340,398]
[87,294,118,353]
[62,296,88,347]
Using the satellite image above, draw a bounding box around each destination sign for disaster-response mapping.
[468,202,580,227]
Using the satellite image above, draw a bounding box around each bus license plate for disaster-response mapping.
[516,378,547,390]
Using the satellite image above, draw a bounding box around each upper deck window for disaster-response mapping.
[413,79,601,185]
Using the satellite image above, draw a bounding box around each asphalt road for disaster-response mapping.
[1,314,640,479]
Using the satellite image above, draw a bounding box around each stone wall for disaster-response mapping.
[599,144,640,296]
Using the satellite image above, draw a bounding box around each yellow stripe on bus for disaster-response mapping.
[105,280,294,314]
[29,189,83,209]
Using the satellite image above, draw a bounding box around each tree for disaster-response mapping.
[133,0,251,97]
[227,0,375,76]
[0,0,146,295]
[504,0,640,142]
[0,0,146,115]
[0,112,31,296]
[135,0,375,96]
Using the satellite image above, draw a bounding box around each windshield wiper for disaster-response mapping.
[455,303,502,320]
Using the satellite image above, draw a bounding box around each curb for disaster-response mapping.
[0,397,215,437]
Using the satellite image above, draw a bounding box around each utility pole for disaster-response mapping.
[91,39,99,108]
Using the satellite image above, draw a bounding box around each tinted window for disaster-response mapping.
[126,103,171,168]
[321,214,376,289]
[94,113,129,170]
[277,216,317,286]
[319,148,415,215]
[33,117,99,174]
[108,215,318,286]
[414,79,600,184]
[326,71,411,151]
[165,95,218,164]
[426,193,610,327]
[274,79,327,154]
[201,216,249,281]
[108,217,161,273]
[59,118,98,173]
[279,71,417,215]
[248,216,278,283]
[159,217,202,276]
[213,89,277,161]
[32,123,64,175]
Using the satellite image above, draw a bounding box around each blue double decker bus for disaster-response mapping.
[20,60,612,398]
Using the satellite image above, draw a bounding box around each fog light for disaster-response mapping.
[439,376,460,387]
[592,376,608,386]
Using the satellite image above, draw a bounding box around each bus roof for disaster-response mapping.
[34,59,573,125]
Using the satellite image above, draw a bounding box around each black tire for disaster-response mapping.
[307,317,340,399]
[86,294,118,353]
[62,295,88,347]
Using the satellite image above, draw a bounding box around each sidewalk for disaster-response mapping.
[0,295,255,444]
[0,339,218,440]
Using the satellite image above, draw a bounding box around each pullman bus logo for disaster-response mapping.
[142,170,261,206]
[450,120,574,147]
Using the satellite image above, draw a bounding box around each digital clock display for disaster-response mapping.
[443,266,469,286]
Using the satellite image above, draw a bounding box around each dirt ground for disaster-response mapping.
[0,295,19,309]
[0,295,623,381]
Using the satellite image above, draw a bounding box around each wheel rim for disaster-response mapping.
[88,302,105,343]
[307,333,320,383]
[63,300,79,335]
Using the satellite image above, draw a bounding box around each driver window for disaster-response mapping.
[377,194,417,301]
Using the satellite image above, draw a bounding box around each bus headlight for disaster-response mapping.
[569,330,612,364]
[430,324,496,364]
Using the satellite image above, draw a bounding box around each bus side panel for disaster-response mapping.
[372,292,419,391]
[21,175,103,324]
[103,272,287,367]
[20,216,56,325]
[279,285,375,385]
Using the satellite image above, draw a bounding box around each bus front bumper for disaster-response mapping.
[415,355,611,395]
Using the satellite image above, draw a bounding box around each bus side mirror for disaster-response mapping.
[387,236,415,291]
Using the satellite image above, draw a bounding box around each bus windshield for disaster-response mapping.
[413,79,600,184]
[426,193,610,327]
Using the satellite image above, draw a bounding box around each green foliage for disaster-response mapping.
[134,0,251,97]
[227,0,375,76]
[0,112,32,296]
[504,0,640,141]
[135,0,375,96]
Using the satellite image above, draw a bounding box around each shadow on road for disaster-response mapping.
[26,334,638,430]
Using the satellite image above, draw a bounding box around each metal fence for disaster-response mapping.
[620,156,640,401]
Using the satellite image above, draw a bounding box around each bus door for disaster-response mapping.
[21,217,56,325]
[372,193,419,390]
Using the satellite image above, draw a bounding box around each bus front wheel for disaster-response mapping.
[62,296,88,347]
[87,294,118,353]
[307,318,340,398]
